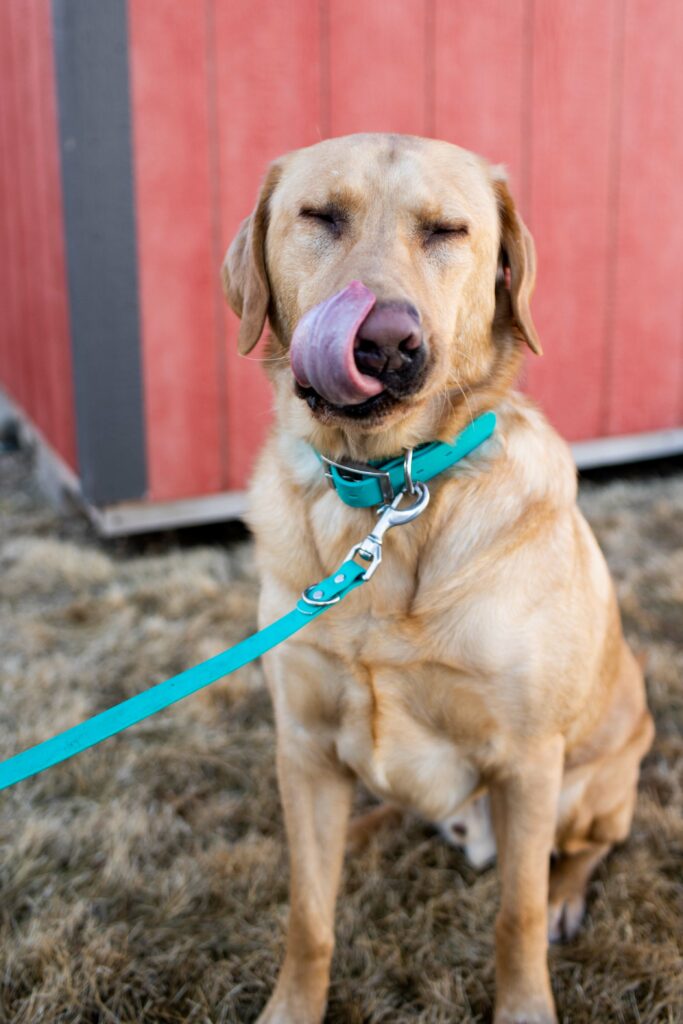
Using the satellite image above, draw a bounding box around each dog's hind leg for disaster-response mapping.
[548,840,610,942]
[549,708,654,943]
[548,784,638,943]
[346,802,404,853]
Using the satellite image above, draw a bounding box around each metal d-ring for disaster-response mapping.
[403,448,415,494]
[300,587,342,608]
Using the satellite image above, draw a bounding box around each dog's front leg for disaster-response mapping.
[257,734,354,1024]
[490,737,564,1024]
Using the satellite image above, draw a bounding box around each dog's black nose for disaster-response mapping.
[354,302,424,379]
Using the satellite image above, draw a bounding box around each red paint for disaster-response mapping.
[32,0,76,467]
[128,0,224,501]
[433,0,526,192]
[213,0,323,490]
[13,4,43,435]
[1,2,28,412]
[0,0,19,404]
[2,0,682,507]
[606,0,683,435]
[525,0,618,441]
[0,0,75,468]
[328,0,430,136]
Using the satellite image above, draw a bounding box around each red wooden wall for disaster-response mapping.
[2,0,683,504]
[0,0,76,469]
[127,0,683,501]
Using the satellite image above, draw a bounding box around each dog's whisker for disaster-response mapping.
[242,352,291,365]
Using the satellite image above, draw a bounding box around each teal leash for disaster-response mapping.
[0,558,368,793]
[0,413,495,794]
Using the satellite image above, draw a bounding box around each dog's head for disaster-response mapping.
[222,134,539,455]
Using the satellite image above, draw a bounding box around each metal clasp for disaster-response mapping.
[319,454,395,504]
[344,481,430,580]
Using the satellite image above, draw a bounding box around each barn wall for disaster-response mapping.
[129,0,683,501]
[1,0,682,511]
[0,0,76,470]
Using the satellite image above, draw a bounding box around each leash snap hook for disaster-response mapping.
[345,481,430,580]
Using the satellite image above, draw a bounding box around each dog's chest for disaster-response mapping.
[272,514,517,818]
[313,596,497,822]
[334,670,482,822]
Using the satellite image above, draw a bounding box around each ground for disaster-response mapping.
[0,447,681,1024]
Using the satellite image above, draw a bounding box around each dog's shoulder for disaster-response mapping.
[493,393,578,509]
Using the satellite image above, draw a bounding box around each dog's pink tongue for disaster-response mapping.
[290,281,384,407]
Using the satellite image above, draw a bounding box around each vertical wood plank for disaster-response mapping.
[19,0,53,446]
[17,0,44,428]
[606,0,683,435]
[2,2,30,412]
[433,0,526,194]
[128,0,224,500]
[33,0,77,467]
[0,1,14,401]
[328,0,429,136]
[0,1,76,469]
[524,0,618,441]
[213,0,323,490]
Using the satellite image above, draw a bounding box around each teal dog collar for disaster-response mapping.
[319,410,497,508]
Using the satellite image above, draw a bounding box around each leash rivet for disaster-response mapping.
[312,589,324,599]
[334,573,345,583]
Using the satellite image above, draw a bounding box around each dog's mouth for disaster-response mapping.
[294,355,428,422]
[290,281,429,421]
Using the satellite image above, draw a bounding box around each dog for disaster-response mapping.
[222,133,654,1024]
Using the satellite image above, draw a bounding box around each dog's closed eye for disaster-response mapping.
[300,205,347,236]
[423,221,470,244]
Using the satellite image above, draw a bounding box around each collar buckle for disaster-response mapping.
[319,454,396,504]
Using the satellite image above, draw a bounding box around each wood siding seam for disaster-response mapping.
[424,0,436,137]
[319,0,332,138]
[205,0,230,491]
[601,0,626,437]
[521,0,535,218]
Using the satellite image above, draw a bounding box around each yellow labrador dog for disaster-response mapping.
[222,134,653,1024]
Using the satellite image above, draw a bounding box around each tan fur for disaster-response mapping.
[222,133,653,1024]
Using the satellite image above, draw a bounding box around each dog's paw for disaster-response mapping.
[256,1000,322,1024]
[495,1015,557,1024]
[494,1004,558,1024]
[494,986,558,1024]
[256,980,327,1024]
[548,893,586,943]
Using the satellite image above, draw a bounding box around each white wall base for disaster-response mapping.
[89,490,248,537]
[570,428,683,470]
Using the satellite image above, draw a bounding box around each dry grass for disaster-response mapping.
[0,448,681,1023]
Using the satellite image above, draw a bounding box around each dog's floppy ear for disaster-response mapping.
[491,168,542,355]
[221,161,282,355]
